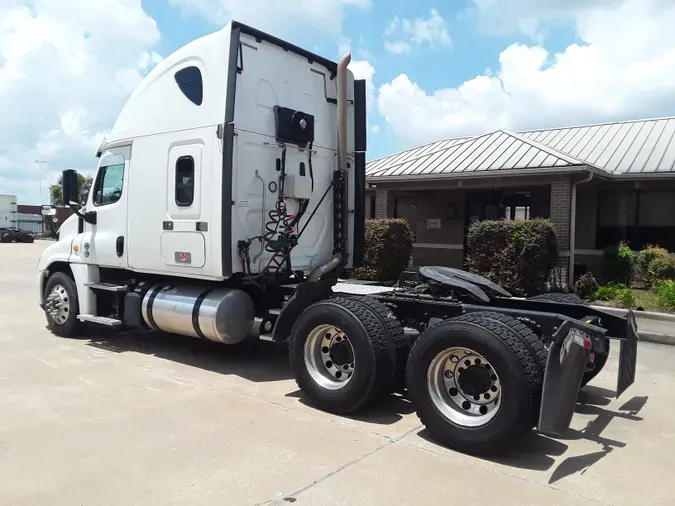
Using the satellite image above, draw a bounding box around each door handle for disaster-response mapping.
[116,236,124,257]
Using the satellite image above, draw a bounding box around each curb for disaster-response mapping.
[639,332,675,346]
[591,304,675,323]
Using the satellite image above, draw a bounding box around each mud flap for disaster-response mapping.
[616,310,638,398]
[537,321,591,436]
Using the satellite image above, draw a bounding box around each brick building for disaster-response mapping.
[365,116,675,287]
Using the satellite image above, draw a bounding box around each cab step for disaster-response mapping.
[84,282,128,292]
[77,315,124,326]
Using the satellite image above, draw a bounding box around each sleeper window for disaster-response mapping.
[175,156,195,207]
[93,163,125,206]
[174,66,203,106]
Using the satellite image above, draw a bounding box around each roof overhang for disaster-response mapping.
[366,164,607,186]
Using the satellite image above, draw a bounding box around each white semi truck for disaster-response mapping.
[37,21,638,456]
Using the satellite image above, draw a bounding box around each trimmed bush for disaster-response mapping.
[602,242,635,285]
[466,218,559,296]
[352,218,413,281]
[636,245,670,286]
[574,272,599,301]
[648,256,675,284]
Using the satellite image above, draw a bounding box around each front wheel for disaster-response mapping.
[406,314,541,456]
[43,272,82,337]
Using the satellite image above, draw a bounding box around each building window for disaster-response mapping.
[175,156,195,207]
[504,205,531,221]
[597,190,675,250]
[93,163,124,206]
[369,195,376,218]
[174,66,203,106]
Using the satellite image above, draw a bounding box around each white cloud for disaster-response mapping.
[468,0,619,39]
[384,9,451,55]
[384,41,412,55]
[378,0,675,147]
[349,59,375,111]
[170,0,371,37]
[0,0,160,204]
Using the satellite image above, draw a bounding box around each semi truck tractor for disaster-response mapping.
[37,21,638,456]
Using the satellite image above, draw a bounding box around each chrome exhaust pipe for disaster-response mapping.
[337,52,351,173]
[308,253,343,282]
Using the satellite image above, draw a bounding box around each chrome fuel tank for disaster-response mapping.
[141,284,255,344]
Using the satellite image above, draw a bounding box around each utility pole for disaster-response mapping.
[35,160,47,201]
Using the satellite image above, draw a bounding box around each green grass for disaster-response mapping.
[633,289,673,312]
[584,282,675,314]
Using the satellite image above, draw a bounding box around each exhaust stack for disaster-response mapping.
[337,52,351,172]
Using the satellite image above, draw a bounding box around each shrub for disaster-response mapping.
[602,242,635,285]
[654,281,675,310]
[466,218,559,296]
[595,285,617,301]
[574,272,599,301]
[647,256,675,284]
[615,287,637,308]
[636,245,670,286]
[351,218,413,281]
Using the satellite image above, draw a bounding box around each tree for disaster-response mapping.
[50,174,93,206]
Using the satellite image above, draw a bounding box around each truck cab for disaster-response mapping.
[38,20,366,336]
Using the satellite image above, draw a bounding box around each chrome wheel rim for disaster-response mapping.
[304,324,355,390]
[427,347,501,427]
[45,284,70,325]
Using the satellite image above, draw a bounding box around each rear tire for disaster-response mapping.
[406,313,541,456]
[44,272,82,338]
[289,297,395,414]
[338,295,408,392]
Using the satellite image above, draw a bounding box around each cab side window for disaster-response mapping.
[93,163,125,206]
[175,156,195,207]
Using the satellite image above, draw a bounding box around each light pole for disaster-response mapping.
[35,160,47,201]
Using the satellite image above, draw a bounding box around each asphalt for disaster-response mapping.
[1,241,674,505]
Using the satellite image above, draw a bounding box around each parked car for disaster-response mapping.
[0,228,35,243]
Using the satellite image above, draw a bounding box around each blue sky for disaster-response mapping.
[1,0,674,203]
[144,0,581,160]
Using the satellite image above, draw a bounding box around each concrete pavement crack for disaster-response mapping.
[262,425,423,506]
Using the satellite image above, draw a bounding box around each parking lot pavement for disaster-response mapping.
[1,241,674,505]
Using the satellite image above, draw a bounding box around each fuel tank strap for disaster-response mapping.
[145,286,161,331]
[192,287,217,340]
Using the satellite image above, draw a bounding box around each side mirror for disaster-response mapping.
[62,169,79,207]
[41,205,57,217]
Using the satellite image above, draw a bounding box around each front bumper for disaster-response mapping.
[538,311,638,435]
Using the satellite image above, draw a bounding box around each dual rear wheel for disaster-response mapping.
[289,296,404,414]
[289,297,547,455]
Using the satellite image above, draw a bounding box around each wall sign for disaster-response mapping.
[427,218,441,229]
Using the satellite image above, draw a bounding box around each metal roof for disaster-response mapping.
[367,130,591,179]
[367,116,675,180]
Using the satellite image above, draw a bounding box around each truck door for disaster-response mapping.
[81,146,130,268]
